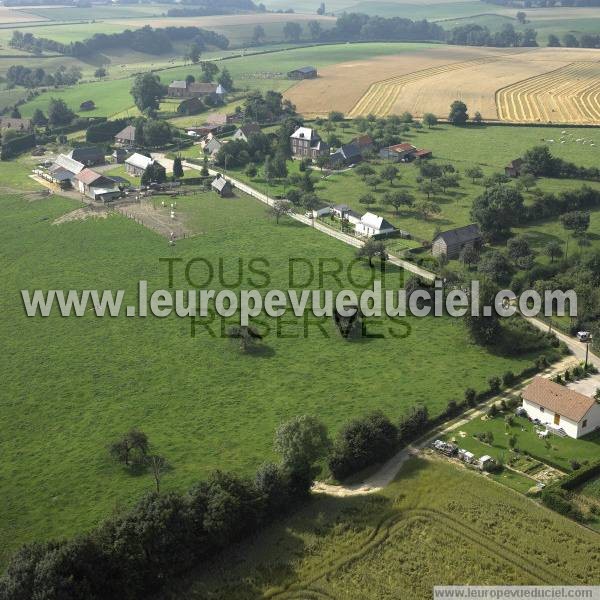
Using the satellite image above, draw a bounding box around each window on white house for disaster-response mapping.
[583,419,587,428]
[540,407,545,413]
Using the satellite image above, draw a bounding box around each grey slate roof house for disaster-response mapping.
[167,81,225,99]
[68,146,105,166]
[432,224,482,259]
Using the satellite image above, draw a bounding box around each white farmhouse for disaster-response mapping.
[521,376,600,439]
[355,212,397,238]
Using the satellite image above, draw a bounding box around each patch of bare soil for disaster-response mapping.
[53,206,109,225]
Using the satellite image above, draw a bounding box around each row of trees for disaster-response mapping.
[10,26,229,58]
[6,64,81,89]
[447,23,537,47]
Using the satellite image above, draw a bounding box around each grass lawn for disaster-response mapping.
[445,413,600,472]
[0,149,554,567]
[103,164,138,185]
[160,458,600,599]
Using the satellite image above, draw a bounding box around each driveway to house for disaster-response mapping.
[181,160,437,282]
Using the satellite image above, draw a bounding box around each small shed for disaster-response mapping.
[211,175,232,197]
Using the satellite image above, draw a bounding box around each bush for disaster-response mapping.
[465,388,477,406]
[328,412,398,480]
[502,371,516,387]
[488,376,502,394]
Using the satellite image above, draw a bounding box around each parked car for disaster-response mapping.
[577,331,591,342]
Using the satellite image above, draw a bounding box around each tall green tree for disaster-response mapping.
[448,100,468,125]
[131,73,164,112]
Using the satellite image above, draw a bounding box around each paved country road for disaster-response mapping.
[525,315,599,368]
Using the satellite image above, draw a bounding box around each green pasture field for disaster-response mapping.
[0,150,548,567]
[161,458,600,599]
[444,413,600,472]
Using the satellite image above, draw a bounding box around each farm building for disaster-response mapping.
[355,212,397,238]
[0,117,32,132]
[125,153,154,177]
[167,81,226,100]
[74,169,121,202]
[432,224,481,260]
[505,158,524,177]
[211,175,232,197]
[328,141,362,168]
[67,146,105,166]
[287,66,317,79]
[233,123,261,142]
[379,143,432,162]
[43,154,85,188]
[114,125,137,149]
[290,127,329,159]
[521,377,600,439]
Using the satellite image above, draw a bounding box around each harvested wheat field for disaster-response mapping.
[497,61,600,124]
[286,46,600,124]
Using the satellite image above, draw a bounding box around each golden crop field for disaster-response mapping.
[497,61,600,124]
[286,46,600,125]
[348,56,502,117]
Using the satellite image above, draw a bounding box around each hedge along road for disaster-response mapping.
[176,158,437,282]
